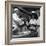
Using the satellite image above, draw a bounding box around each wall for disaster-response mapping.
[0,0,46,45]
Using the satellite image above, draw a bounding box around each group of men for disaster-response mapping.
[12,8,40,37]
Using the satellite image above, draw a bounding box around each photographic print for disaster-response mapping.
[5,1,45,44]
[12,6,40,38]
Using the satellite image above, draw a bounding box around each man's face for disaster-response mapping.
[16,9,19,15]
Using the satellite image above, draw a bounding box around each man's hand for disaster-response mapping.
[19,20,24,25]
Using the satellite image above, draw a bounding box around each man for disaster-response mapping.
[29,11,38,37]
[12,8,24,35]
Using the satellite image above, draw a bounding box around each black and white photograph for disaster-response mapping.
[5,1,45,44]
[12,6,40,38]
